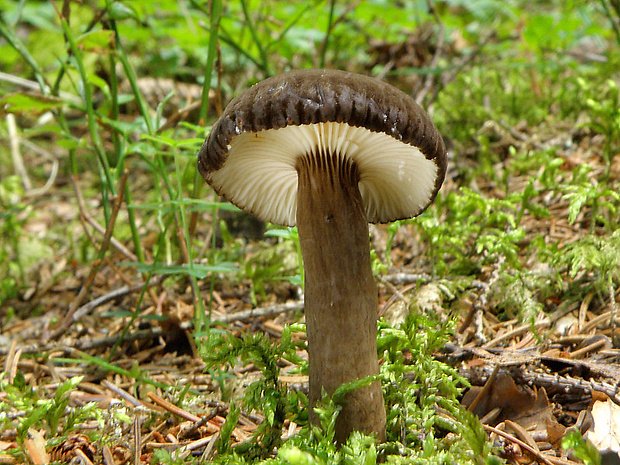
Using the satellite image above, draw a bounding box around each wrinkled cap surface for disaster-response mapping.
[198,69,447,226]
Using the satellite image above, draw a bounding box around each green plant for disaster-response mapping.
[561,429,601,465]
[203,310,498,464]
[561,164,620,231]
[412,188,526,276]
[0,374,101,456]
[578,77,620,178]
[492,266,561,324]
[553,229,620,298]
[264,227,304,286]
[0,175,26,304]
[377,312,495,464]
[202,325,307,460]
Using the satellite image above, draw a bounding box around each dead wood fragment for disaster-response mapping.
[484,424,564,465]
[147,392,201,423]
[44,171,129,342]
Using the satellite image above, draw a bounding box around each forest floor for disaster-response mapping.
[1,1,620,464]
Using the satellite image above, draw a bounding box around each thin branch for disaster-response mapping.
[7,114,31,190]
[483,424,556,465]
[44,171,130,341]
[71,174,138,262]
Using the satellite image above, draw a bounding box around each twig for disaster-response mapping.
[581,309,615,333]
[467,364,499,413]
[382,272,431,285]
[200,432,219,462]
[0,70,82,105]
[147,392,201,422]
[461,360,620,405]
[71,174,138,261]
[4,339,19,384]
[7,113,32,190]
[568,338,608,359]
[483,424,555,465]
[20,139,59,198]
[215,300,304,323]
[414,0,445,106]
[3,297,302,355]
[482,318,550,348]
[102,445,116,465]
[504,419,540,453]
[44,171,129,341]
[102,380,143,408]
[156,100,201,133]
[521,371,620,405]
[71,278,162,323]
[133,415,142,465]
[608,278,618,347]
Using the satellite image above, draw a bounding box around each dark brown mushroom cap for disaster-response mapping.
[198,68,447,226]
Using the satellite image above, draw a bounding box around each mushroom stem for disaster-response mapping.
[296,152,387,444]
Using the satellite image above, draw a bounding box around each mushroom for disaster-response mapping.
[197,69,446,443]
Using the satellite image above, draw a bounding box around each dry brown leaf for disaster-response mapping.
[24,429,49,465]
[585,398,620,454]
[463,373,565,444]
[0,441,14,452]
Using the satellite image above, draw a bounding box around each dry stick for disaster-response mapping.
[578,291,594,330]
[468,361,620,404]
[4,339,18,383]
[482,318,551,349]
[7,113,32,190]
[609,279,618,347]
[382,272,432,285]
[147,392,201,422]
[0,70,81,104]
[20,139,59,198]
[522,371,620,404]
[581,309,615,333]
[467,364,499,414]
[44,171,129,341]
[200,432,219,462]
[175,220,202,315]
[133,416,142,465]
[70,278,163,325]
[568,338,608,359]
[102,445,116,465]
[377,275,411,316]
[4,299,303,355]
[482,424,556,465]
[415,0,446,106]
[71,174,138,262]
[504,419,540,453]
[102,379,143,407]
[156,100,201,133]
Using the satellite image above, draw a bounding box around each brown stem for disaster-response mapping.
[296,152,386,443]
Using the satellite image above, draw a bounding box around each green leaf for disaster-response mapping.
[217,402,240,454]
[561,430,601,465]
[0,93,63,114]
[123,262,237,278]
[77,30,115,53]
[107,2,140,21]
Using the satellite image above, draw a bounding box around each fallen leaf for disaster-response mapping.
[24,429,49,465]
[463,373,565,444]
[586,398,620,453]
